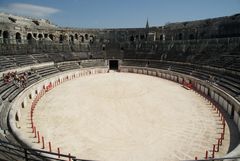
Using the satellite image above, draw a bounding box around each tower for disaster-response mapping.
[146,18,149,29]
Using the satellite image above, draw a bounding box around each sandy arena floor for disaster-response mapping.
[19,72,230,161]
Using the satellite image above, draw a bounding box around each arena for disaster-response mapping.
[17,72,230,161]
[0,6,240,161]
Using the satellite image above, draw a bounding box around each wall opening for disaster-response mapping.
[59,35,64,43]
[16,32,21,43]
[178,33,183,40]
[29,94,32,99]
[189,34,195,40]
[85,34,89,40]
[38,34,43,40]
[109,60,119,70]
[3,31,9,44]
[49,34,54,41]
[27,33,32,41]
[69,35,74,44]
[15,113,19,121]
[80,35,84,42]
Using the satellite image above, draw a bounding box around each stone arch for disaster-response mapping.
[140,34,145,40]
[49,34,54,41]
[27,33,32,41]
[85,34,88,40]
[69,35,74,43]
[59,34,64,43]
[130,35,134,42]
[80,35,84,43]
[3,31,9,44]
[44,34,48,39]
[89,35,94,43]
[189,34,194,40]
[15,32,21,43]
[160,34,163,40]
[38,34,43,40]
[135,35,139,40]
[27,33,33,44]
[33,33,37,39]
[178,33,183,40]
[75,34,78,40]
[3,31,9,39]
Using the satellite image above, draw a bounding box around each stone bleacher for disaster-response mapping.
[0,56,17,72]
[123,59,240,101]
[35,65,60,77]
[57,62,80,71]
[32,53,52,63]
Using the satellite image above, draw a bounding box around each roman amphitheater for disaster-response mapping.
[0,12,239,161]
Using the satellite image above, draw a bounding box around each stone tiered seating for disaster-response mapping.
[7,55,36,66]
[0,56,17,71]
[35,65,60,77]
[171,64,195,75]
[123,60,240,100]
[32,54,52,63]
[81,60,105,68]
[91,51,104,59]
[148,61,171,70]
[48,53,65,62]
[0,83,15,96]
[0,102,11,131]
[57,62,80,71]
[1,85,19,101]
[122,60,149,67]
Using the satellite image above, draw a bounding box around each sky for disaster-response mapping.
[0,0,240,28]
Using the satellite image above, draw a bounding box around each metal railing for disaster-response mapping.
[182,156,240,161]
[0,140,95,161]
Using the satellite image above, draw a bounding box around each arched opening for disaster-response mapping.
[80,35,84,43]
[21,102,24,108]
[130,35,134,42]
[59,35,64,43]
[102,44,106,51]
[15,113,19,121]
[44,34,48,39]
[85,34,88,40]
[75,34,78,40]
[189,34,194,40]
[33,33,37,38]
[178,33,183,40]
[0,30,2,37]
[27,33,32,41]
[29,94,32,99]
[69,35,74,44]
[38,34,43,40]
[16,32,21,43]
[27,33,33,44]
[140,34,145,40]
[89,35,94,43]
[160,34,163,40]
[135,35,139,40]
[3,31,9,44]
[49,34,54,41]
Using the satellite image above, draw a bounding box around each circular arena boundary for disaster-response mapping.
[120,66,240,160]
[8,66,109,160]
[6,63,240,161]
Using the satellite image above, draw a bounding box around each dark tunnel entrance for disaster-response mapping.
[109,60,119,70]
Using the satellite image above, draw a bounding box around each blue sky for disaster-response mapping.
[0,0,240,28]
